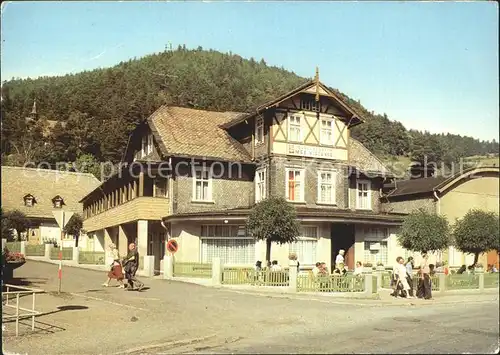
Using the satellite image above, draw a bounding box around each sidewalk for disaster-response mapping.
[26,257,499,305]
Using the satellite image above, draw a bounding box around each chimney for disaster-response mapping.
[408,163,435,179]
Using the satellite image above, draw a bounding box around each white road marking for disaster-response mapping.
[70,293,148,311]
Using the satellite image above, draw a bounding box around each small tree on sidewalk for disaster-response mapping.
[397,208,451,255]
[246,196,300,263]
[452,209,500,268]
[64,213,84,247]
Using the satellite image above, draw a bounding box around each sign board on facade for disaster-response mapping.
[52,211,74,229]
[287,144,337,159]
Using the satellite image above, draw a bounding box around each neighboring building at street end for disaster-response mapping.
[79,74,499,272]
[1,166,100,249]
[381,164,499,268]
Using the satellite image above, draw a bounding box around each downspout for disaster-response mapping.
[433,190,441,215]
[433,189,444,263]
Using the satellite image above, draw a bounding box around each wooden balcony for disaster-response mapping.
[83,197,170,232]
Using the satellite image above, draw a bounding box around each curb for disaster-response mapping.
[111,334,218,355]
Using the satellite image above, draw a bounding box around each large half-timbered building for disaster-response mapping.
[80,74,410,272]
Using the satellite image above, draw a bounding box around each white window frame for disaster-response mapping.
[285,168,305,202]
[356,179,372,210]
[147,134,153,155]
[317,170,336,205]
[200,225,255,265]
[290,226,319,266]
[319,116,335,145]
[288,113,303,143]
[192,166,213,202]
[300,99,320,112]
[255,117,264,145]
[255,168,267,203]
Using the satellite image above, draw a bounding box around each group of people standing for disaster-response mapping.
[102,242,145,291]
[391,253,432,300]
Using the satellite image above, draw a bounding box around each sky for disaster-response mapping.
[1,1,498,141]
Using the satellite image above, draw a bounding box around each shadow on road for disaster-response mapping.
[2,305,89,337]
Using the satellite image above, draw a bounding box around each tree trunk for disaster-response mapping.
[265,239,272,265]
[471,253,479,268]
[75,234,79,248]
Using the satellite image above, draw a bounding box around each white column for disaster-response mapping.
[143,255,155,277]
[118,224,128,257]
[20,241,26,256]
[72,246,79,263]
[44,244,52,259]
[364,272,373,296]
[137,220,148,257]
[212,257,222,286]
[288,260,298,292]
[478,269,485,292]
[317,235,332,272]
[164,255,174,279]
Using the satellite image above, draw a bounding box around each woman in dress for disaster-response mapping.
[102,243,124,288]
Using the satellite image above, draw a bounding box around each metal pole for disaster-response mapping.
[58,213,64,294]
[16,293,20,336]
[32,292,36,330]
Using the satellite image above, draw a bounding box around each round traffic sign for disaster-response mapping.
[166,239,179,254]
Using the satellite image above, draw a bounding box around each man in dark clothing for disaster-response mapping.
[122,243,144,291]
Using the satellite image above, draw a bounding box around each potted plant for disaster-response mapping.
[363,262,373,273]
[2,247,26,282]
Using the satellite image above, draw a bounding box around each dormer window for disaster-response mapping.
[24,194,36,207]
[52,195,65,209]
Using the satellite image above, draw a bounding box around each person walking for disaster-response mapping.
[405,257,414,297]
[417,252,432,299]
[122,243,144,291]
[335,250,345,270]
[102,243,124,288]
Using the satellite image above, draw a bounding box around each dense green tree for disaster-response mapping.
[397,209,451,254]
[246,197,301,262]
[1,210,30,242]
[452,209,500,267]
[64,213,84,247]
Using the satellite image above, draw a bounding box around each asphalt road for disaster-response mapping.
[2,261,499,355]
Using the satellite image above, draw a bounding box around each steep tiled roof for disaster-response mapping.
[148,106,252,162]
[349,138,391,175]
[1,166,100,219]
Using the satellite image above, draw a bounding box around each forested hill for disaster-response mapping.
[1,46,498,168]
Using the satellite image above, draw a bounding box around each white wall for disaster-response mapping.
[40,223,61,242]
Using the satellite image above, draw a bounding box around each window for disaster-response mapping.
[356,180,371,210]
[201,225,255,264]
[154,178,168,198]
[290,226,318,265]
[23,194,35,207]
[320,118,334,145]
[364,241,388,266]
[193,167,212,201]
[288,114,302,142]
[255,169,267,202]
[255,117,264,145]
[317,171,336,204]
[52,195,64,209]
[286,169,304,202]
[300,99,320,112]
[140,134,153,158]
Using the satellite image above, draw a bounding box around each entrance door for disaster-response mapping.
[331,223,355,270]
